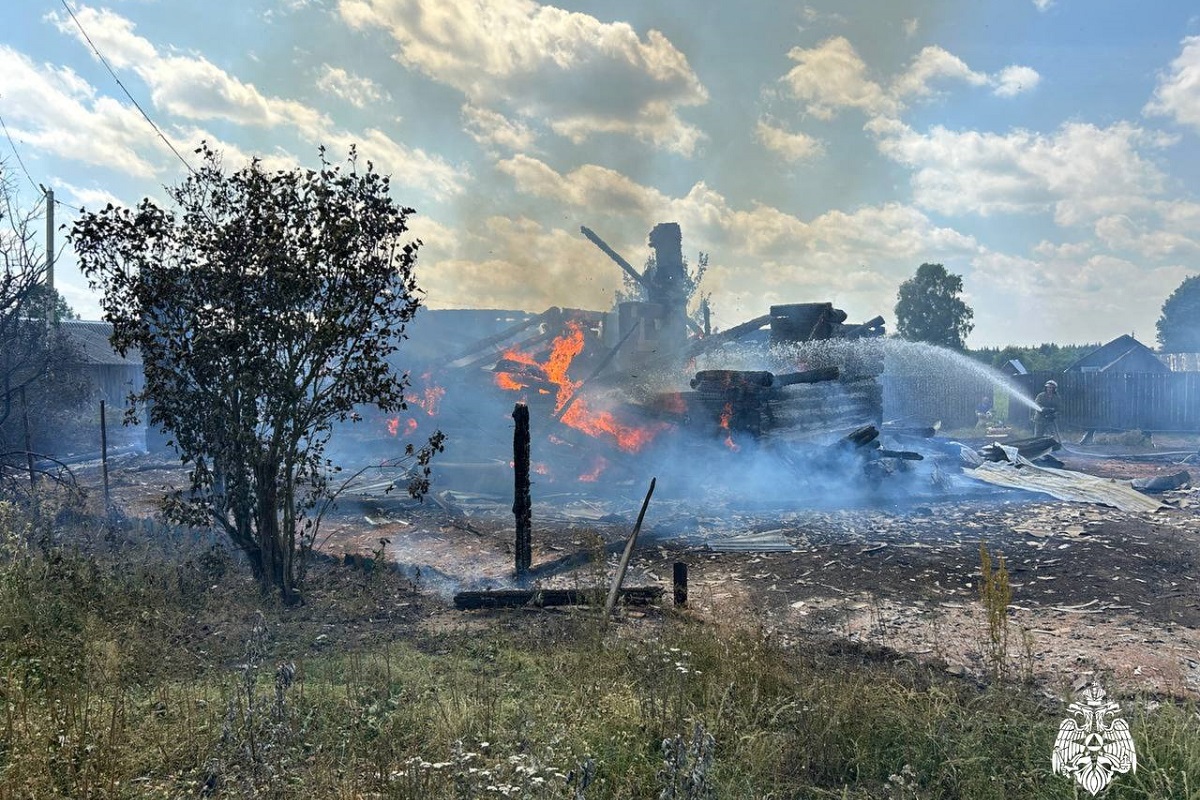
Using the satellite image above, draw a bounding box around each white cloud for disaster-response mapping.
[755,119,823,162]
[315,65,389,109]
[891,46,988,100]
[1145,36,1200,133]
[338,0,709,154]
[782,37,897,120]
[1032,0,1054,11]
[869,118,1167,225]
[51,6,329,131]
[46,5,468,197]
[992,65,1040,97]
[782,37,1038,119]
[0,46,169,178]
[461,104,536,152]
[477,154,982,324]
[902,18,919,38]
[970,248,1191,343]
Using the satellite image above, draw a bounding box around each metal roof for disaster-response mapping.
[59,320,142,366]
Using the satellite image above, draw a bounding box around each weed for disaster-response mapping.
[978,541,1012,681]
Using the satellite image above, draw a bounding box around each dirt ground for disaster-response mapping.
[98,438,1200,698]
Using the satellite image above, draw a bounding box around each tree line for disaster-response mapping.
[893,261,1200,357]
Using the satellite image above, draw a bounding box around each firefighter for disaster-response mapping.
[1032,380,1060,438]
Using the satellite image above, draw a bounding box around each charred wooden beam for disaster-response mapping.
[773,366,841,386]
[513,403,532,580]
[877,449,924,461]
[844,425,880,448]
[454,586,663,610]
[580,225,649,290]
[446,308,559,366]
[841,315,886,339]
[680,314,772,360]
[494,358,550,382]
[689,366,840,394]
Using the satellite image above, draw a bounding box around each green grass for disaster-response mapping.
[3,499,1200,798]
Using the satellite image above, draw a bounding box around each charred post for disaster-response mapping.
[100,400,111,510]
[673,561,688,608]
[512,403,532,580]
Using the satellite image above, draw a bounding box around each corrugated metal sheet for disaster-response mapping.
[60,320,141,366]
[707,530,797,552]
[964,462,1166,513]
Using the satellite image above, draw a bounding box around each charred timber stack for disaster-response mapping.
[764,303,885,441]
[770,303,885,343]
[684,367,841,438]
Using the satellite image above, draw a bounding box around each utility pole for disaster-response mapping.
[45,188,53,290]
[45,187,55,323]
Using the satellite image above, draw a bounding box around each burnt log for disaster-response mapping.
[689,366,840,393]
[454,586,664,610]
[494,358,550,382]
[840,315,886,339]
[690,369,774,390]
[844,425,880,448]
[773,366,841,386]
[877,449,924,461]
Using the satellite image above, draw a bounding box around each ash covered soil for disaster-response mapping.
[107,443,1200,696]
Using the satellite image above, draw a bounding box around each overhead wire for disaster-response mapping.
[56,0,194,175]
[0,113,43,196]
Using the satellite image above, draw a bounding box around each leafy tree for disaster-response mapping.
[0,167,90,492]
[970,343,1101,372]
[894,263,974,350]
[70,145,441,604]
[1156,275,1200,352]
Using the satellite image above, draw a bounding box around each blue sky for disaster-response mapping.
[3,0,1200,346]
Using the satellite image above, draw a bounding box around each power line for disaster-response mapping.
[57,0,194,175]
[0,113,42,195]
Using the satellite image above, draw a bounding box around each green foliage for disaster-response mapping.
[969,343,1100,372]
[978,542,1011,681]
[1156,274,1200,353]
[69,144,441,604]
[0,168,91,489]
[894,263,974,350]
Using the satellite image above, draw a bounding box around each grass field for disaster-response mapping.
[3,498,1200,799]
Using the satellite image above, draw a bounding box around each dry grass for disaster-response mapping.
[3,498,1200,798]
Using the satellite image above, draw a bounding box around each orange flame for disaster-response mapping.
[387,417,400,436]
[579,455,608,482]
[719,402,739,452]
[495,372,527,391]
[405,418,418,435]
[493,321,664,452]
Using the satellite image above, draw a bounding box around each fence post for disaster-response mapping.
[100,400,111,511]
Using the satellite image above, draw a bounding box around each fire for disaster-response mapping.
[496,371,527,391]
[534,462,549,475]
[493,321,665,452]
[407,372,446,415]
[579,455,608,482]
[385,417,418,437]
[719,402,739,452]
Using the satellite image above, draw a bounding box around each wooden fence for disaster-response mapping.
[882,375,996,430]
[1016,371,1200,432]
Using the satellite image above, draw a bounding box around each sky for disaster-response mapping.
[2,0,1200,347]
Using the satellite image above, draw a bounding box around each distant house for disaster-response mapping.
[59,320,144,404]
[1064,334,1168,374]
[1001,358,1027,376]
